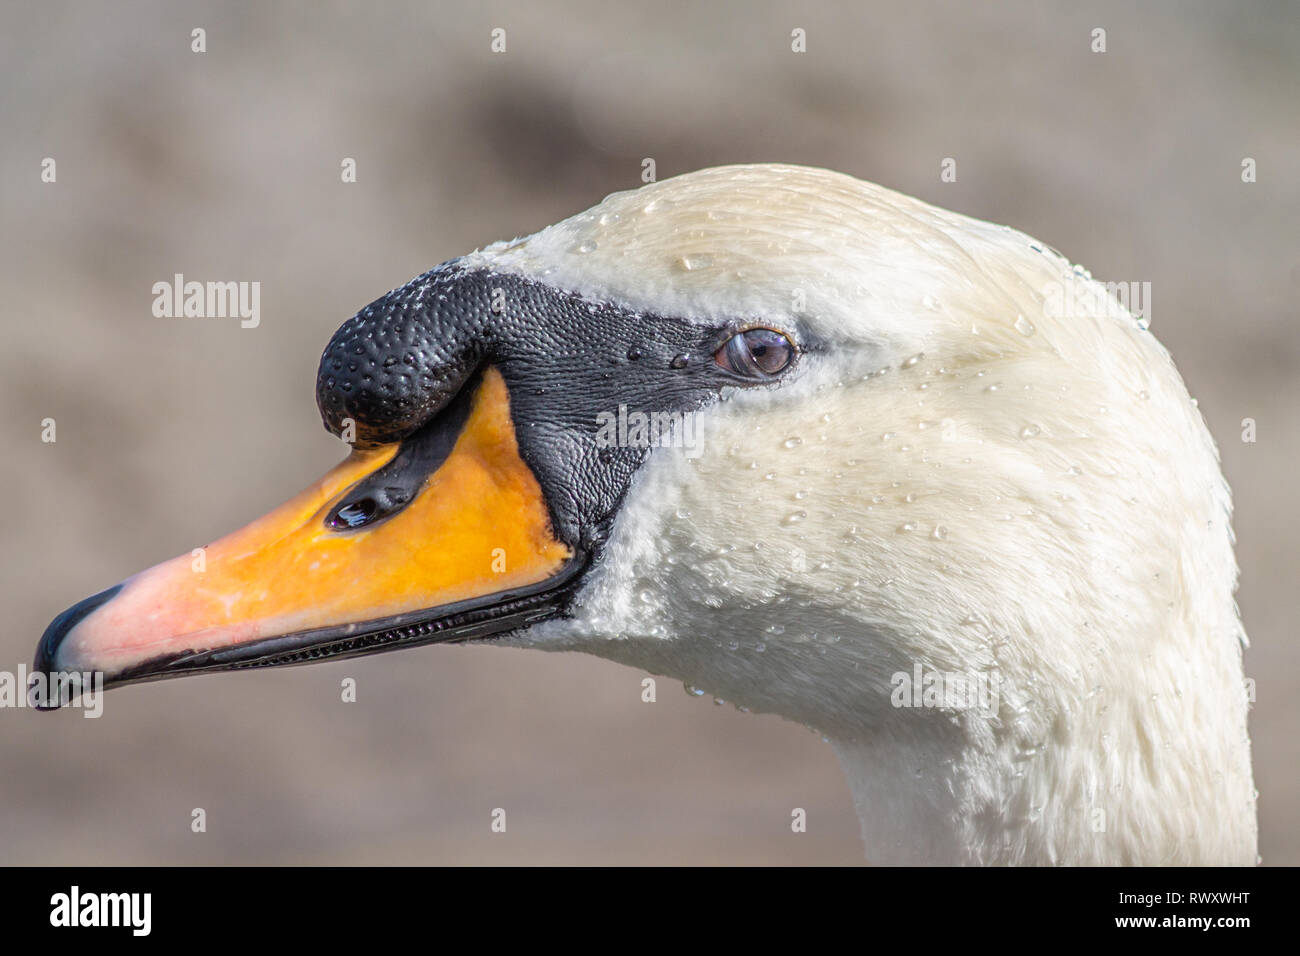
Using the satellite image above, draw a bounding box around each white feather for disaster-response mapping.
[480,164,1256,865]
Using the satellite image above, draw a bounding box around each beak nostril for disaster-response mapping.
[325,485,410,531]
[328,499,379,531]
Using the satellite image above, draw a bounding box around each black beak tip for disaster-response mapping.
[32,584,122,710]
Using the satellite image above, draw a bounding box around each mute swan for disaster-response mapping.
[36,164,1257,865]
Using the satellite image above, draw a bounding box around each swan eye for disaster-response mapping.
[715,328,795,378]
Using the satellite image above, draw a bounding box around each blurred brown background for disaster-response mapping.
[1,0,1297,864]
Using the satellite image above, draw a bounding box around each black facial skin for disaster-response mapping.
[317,261,799,559]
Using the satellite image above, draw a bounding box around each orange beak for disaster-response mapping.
[34,367,578,702]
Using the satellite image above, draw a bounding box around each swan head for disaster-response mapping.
[35,164,1255,863]
[472,166,1245,739]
